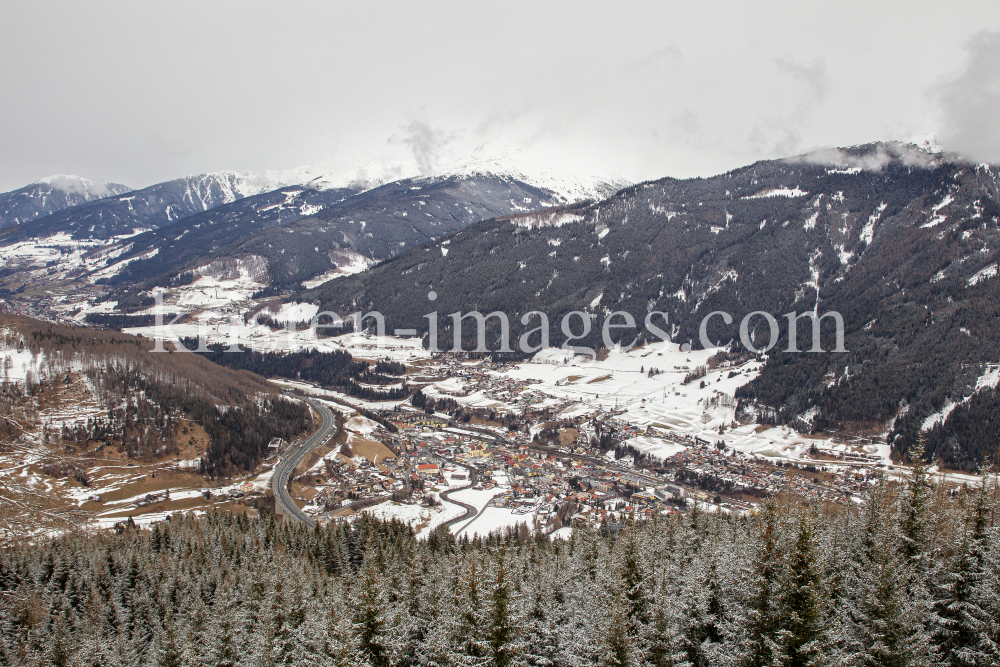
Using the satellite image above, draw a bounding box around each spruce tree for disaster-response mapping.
[351,547,406,667]
[617,526,651,631]
[521,551,563,667]
[930,472,990,667]
[674,551,715,667]
[901,437,931,572]
[644,564,685,667]
[480,547,527,667]
[152,613,182,667]
[596,573,641,667]
[843,477,930,667]
[206,595,241,667]
[325,581,362,667]
[45,613,72,667]
[450,554,489,666]
[974,518,1000,663]
[777,510,832,667]
[732,499,784,667]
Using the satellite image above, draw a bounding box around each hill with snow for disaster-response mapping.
[244,143,629,204]
[435,144,629,203]
[91,171,589,293]
[0,175,132,228]
[0,147,629,248]
[299,142,1000,471]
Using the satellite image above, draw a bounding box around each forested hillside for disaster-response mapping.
[188,342,410,401]
[89,172,587,316]
[1,454,998,666]
[0,317,311,476]
[301,143,1000,469]
[91,184,361,289]
[215,173,573,289]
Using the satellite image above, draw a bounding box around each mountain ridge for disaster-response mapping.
[87,171,617,293]
[0,175,132,228]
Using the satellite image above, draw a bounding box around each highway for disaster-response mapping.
[272,395,337,528]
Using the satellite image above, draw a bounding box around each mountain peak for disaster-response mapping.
[436,144,630,203]
[226,145,631,204]
[0,175,132,228]
[34,174,131,198]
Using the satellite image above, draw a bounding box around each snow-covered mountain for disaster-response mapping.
[82,170,593,292]
[0,175,132,228]
[243,143,630,205]
[436,144,629,203]
[2,148,628,245]
[1,171,331,242]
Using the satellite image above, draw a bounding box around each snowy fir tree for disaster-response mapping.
[0,482,998,666]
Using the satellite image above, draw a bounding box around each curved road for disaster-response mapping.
[438,458,479,529]
[272,395,337,528]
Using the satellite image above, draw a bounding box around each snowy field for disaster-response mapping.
[356,463,538,539]
[124,316,432,361]
[457,507,532,539]
[483,344,894,466]
[414,342,896,468]
[299,251,374,288]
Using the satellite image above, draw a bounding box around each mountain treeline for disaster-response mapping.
[3,451,1000,666]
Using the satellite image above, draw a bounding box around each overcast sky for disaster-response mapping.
[1,1,999,191]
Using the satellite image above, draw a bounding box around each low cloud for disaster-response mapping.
[935,31,1000,164]
[345,164,406,191]
[39,175,114,197]
[474,103,529,139]
[786,143,939,171]
[390,118,454,176]
[747,57,829,159]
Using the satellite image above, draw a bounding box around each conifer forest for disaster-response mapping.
[3,453,1000,667]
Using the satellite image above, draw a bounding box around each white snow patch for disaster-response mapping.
[272,302,320,324]
[513,211,585,229]
[976,365,1000,392]
[626,436,687,461]
[922,194,954,228]
[743,187,808,199]
[923,400,957,431]
[968,263,998,286]
[301,251,374,288]
[860,202,886,245]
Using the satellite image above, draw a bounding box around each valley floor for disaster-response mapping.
[0,289,984,540]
